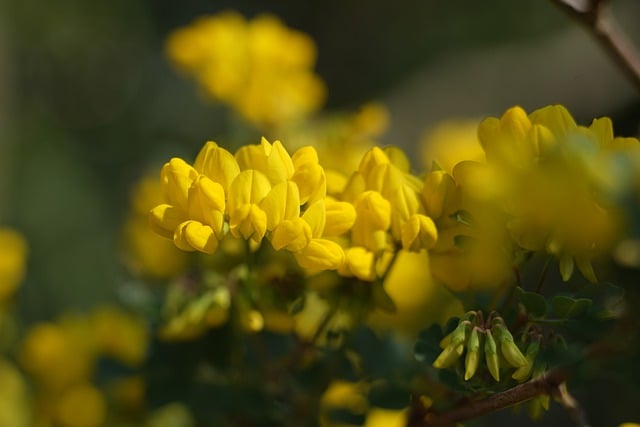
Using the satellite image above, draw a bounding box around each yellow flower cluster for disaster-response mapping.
[337,146,438,280]
[123,175,189,279]
[419,105,639,288]
[166,11,325,129]
[150,138,354,273]
[150,138,443,281]
[476,105,637,281]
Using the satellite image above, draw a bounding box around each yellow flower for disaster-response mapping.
[401,214,438,252]
[150,137,352,274]
[123,176,189,278]
[227,170,271,242]
[476,105,636,282]
[0,228,28,302]
[420,119,485,174]
[20,321,94,391]
[54,383,106,427]
[0,358,30,427]
[165,11,325,129]
[91,306,148,367]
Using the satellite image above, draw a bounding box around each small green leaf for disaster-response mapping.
[516,287,547,317]
[551,296,592,319]
[449,210,475,227]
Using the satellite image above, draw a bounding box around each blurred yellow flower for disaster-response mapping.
[477,105,636,282]
[166,11,325,129]
[123,175,189,279]
[363,408,407,427]
[150,138,352,274]
[420,119,485,173]
[0,228,28,302]
[368,251,463,337]
[54,383,106,427]
[0,358,30,427]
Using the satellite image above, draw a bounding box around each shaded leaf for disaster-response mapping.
[551,296,592,319]
[516,287,547,317]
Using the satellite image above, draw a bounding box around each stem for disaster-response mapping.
[408,369,569,426]
[536,256,552,294]
[550,0,640,92]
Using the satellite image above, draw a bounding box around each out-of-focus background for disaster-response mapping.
[1,1,639,425]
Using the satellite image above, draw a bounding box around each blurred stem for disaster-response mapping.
[553,383,592,427]
[550,0,640,92]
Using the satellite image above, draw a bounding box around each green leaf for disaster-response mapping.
[516,287,547,317]
[551,296,592,319]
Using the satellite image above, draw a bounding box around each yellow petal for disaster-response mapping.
[401,214,438,252]
[271,218,312,251]
[302,200,327,238]
[193,141,240,193]
[422,170,456,219]
[338,247,376,281]
[294,239,345,272]
[160,158,198,212]
[176,220,218,254]
[149,204,183,239]
[259,181,300,230]
[187,176,226,236]
[324,198,356,236]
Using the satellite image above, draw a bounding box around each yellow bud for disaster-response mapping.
[187,176,226,237]
[422,171,456,219]
[271,218,312,252]
[259,181,301,230]
[354,191,391,230]
[324,198,356,236]
[401,214,438,252]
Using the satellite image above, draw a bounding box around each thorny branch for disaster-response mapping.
[550,0,640,91]
[407,369,576,427]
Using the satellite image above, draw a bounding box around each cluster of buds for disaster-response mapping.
[433,311,538,382]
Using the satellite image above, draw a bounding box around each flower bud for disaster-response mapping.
[432,342,464,369]
[464,327,481,381]
[512,337,540,382]
[484,329,500,381]
[492,322,527,368]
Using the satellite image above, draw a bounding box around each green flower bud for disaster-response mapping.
[450,320,471,347]
[512,338,540,382]
[492,322,527,368]
[484,329,500,381]
[464,327,482,380]
[432,343,464,369]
